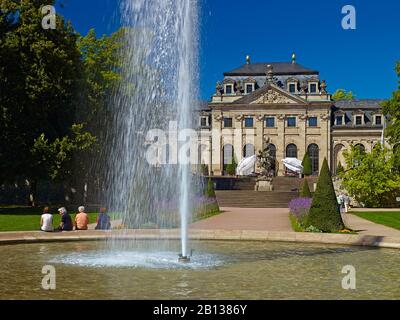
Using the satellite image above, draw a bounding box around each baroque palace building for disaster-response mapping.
[198,55,386,177]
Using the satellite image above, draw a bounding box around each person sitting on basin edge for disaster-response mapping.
[57,207,73,231]
[75,206,89,231]
[40,206,54,232]
[95,207,111,230]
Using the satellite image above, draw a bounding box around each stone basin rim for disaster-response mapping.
[0,229,399,250]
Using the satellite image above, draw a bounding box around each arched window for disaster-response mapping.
[354,143,366,154]
[308,144,319,175]
[286,144,298,158]
[223,144,234,172]
[198,144,207,165]
[353,143,366,167]
[334,144,345,175]
[243,144,255,158]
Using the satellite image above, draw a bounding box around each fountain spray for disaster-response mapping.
[106,0,199,259]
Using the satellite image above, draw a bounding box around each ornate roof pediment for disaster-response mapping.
[223,78,236,84]
[243,77,257,83]
[250,89,297,104]
[286,77,299,83]
[233,84,307,105]
[308,76,320,83]
[252,84,307,104]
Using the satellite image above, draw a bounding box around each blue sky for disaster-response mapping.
[57,0,400,100]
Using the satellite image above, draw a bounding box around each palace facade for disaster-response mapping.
[198,55,386,176]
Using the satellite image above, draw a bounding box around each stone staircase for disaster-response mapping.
[215,190,299,208]
[272,176,317,192]
[214,176,318,208]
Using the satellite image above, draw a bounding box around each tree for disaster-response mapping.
[0,0,83,205]
[382,62,400,146]
[332,89,355,101]
[226,157,237,176]
[204,178,216,198]
[31,124,97,182]
[305,158,345,232]
[302,152,312,176]
[77,28,123,128]
[336,161,344,175]
[340,144,400,207]
[300,179,312,198]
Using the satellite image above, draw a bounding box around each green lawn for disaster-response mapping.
[352,211,400,231]
[0,206,98,232]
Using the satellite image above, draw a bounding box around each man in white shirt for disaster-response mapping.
[40,207,54,232]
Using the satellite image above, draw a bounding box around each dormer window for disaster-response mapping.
[200,117,208,127]
[335,115,344,126]
[246,84,254,94]
[225,84,233,95]
[309,83,317,93]
[244,77,256,95]
[308,77,319,94]
[355,115,363,126]
[375,115,382,126]
[286,78,298,94]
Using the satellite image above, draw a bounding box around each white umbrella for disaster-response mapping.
[282,158,303,174]
[236,155,257,176]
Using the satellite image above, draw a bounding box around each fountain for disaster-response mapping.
[103,0,199,261]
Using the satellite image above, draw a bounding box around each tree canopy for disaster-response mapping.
[0,1,123,205]
[332,89,355,101]
[382,62,400,146]
[339,144,400,207]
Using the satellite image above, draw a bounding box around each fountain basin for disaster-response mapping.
[1,239,400,300]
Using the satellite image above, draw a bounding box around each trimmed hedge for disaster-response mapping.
[204,178,216,198]
[305,158,345,232]
[300,179,312,198]
[302,152,312,176]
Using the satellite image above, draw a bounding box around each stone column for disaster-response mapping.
[211,113,223,175]
[233,114,244,165]
[299,113,307,161]
[320,113,330,170]
[208,134,212,175]
[277,114,286,176]
[254,115,264,174]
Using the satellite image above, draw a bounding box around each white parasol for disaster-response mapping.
[282,158,303,174]
[236,155,257,176]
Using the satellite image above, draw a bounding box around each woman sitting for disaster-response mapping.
[40,207,54,232]
[95,207,111,230]
[75,206,89,231]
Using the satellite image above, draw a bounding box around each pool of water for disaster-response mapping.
[1,240,399,299]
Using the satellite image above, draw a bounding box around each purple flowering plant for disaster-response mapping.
[288,197,312,223]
